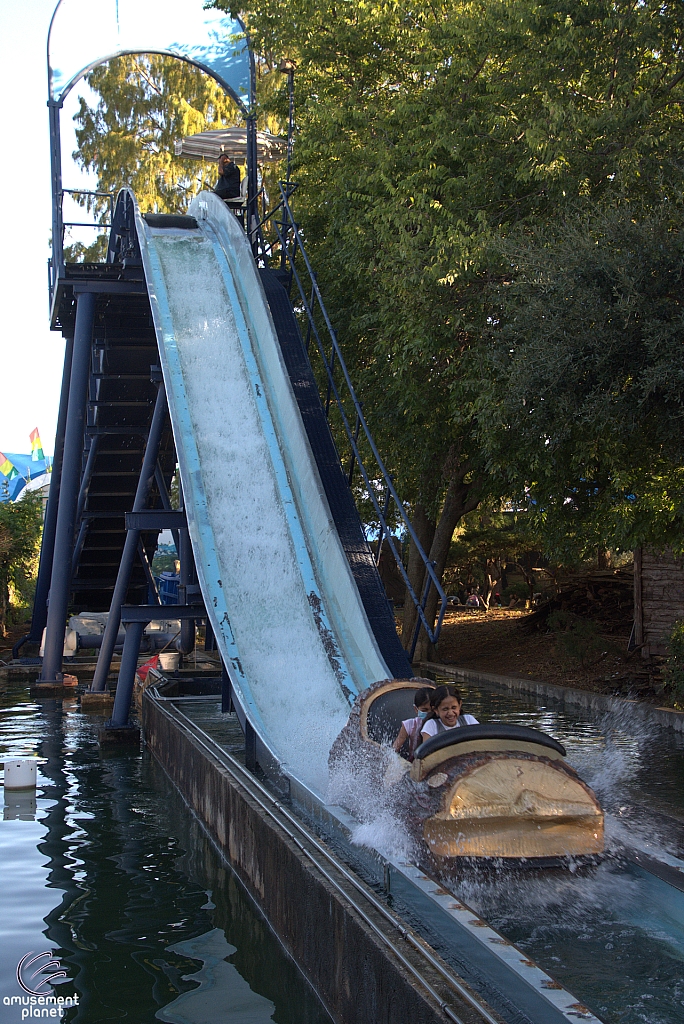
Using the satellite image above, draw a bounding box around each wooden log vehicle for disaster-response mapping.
[330,680,604,862]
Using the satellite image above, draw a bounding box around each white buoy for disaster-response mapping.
[3,759,38,789]
[158,652,181,672]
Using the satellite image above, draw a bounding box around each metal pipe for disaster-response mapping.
[40,293,95,683]
[29,335,74,642]
[109,622,146,727]
[90,384,168,692]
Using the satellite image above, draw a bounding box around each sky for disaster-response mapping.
[0,0,239,458]
[0,0,73,457]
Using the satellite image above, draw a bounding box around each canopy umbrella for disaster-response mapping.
[174,127,286,164]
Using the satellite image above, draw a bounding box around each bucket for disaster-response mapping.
[3,759,38,789]
[158,652,180,672]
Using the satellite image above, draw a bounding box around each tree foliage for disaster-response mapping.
[0,491,43,636]
[229,0,684,641]
[73,54,241,218]
[477,205,684,557]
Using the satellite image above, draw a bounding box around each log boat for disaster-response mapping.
[330,679,604,862]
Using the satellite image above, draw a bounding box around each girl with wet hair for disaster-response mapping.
[420,683,478,744]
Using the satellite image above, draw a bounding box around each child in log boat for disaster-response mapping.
[392,687,434,761]
[420,683,478,743]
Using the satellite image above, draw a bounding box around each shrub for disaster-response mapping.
[664,620,684,705]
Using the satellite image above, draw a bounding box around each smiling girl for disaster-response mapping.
[419,683,478,744]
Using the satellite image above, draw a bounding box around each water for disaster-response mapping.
[0,684,331,1023]
[434,679,684,1024]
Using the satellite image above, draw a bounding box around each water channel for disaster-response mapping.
[0,681,332,1024]
[2,676,683,1024]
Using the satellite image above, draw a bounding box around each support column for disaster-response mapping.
[29,336,74,643]
[245,719,257,773]
[39,294,95,685]
[108,621,146,731]
[90,383,168,692]
[221,663,233,714]
[177,522,196,655]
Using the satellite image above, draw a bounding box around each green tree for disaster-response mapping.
[476,204,684,558]
[0,491,43,636]
[73,54,242,219]
[228,0,684,649]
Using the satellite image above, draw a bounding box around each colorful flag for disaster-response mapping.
[29,428,44,462]
[0,452,19,480]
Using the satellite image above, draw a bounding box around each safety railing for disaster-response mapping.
[61,188,115,232]
[257,183,446,659]
[49,189,116,300]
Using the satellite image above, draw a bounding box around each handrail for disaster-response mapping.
[257,183,446,655]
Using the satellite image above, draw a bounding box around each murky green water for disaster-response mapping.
[0,683,331,1023]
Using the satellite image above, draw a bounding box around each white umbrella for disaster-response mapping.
[174,127,286,163]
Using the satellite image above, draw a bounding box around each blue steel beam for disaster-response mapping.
[39,293,95,683]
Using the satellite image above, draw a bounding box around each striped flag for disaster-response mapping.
[29,428,44,462]
[0,452,19,480]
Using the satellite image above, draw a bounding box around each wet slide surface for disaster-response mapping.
[137,192,389,791]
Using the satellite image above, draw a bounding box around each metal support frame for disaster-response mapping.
[29,336,74,643]
[90,382,168,692]
[40,293,96,682]
[257,186,447,651]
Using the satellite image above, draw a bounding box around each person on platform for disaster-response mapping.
[419,684,478,744]
[392,687,434,761]
[214,152,241,201]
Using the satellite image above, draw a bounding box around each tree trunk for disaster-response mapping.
[410,471,484,664]
[597,547,610,569]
